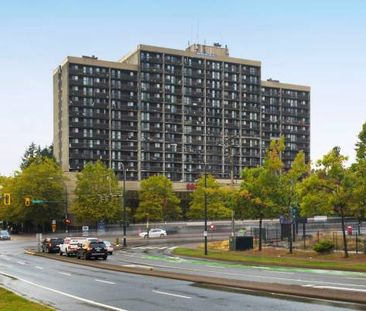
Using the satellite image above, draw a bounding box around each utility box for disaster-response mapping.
[229,236,253,251]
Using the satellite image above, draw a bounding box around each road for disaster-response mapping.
[0,237,364,310]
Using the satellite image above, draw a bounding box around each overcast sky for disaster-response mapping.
[0,0,365,176]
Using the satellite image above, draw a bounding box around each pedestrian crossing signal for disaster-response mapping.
[3,193,11,206]
[25,197,32,207]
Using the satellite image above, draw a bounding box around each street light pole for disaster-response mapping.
[204,159,208,256]
[121,162,127,247]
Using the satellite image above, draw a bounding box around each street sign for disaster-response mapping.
[82,225,89,237]
[32,200,45,204]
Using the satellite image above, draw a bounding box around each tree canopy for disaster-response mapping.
[0,158,65,231]
[71,161,121,224]
[20,143,54,170]
[135,175,181,222]
[188,174,231,220]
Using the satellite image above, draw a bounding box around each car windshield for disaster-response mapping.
[91,242,105,248]
[1,230,9,235]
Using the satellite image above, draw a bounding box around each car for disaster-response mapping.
[59,237,83,256]
[41,238,64,253]
[0,230,11,240]
[139,228,167,239]
[103,240,113,255]
[77,240,108,260]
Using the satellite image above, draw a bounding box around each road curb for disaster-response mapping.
[28,251,366,306]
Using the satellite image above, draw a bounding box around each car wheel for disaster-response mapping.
[144,234,148,239]
[160,234,165,238]
[59,251,63,256]
[103,256,107,260]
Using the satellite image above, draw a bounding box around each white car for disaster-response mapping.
[103,240,113,255]
[139,228,167,239]
[59,237,84,256]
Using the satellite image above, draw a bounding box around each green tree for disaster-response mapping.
[71,161,121,224]
[135,175,181,223]
[278,151,310,217]
[355,122,366,161]
[350,122,366,232]
[298,147,353,257]
[20,143,54,170]
[188,175,231,220]
[3,158,65,232]
[239,138,284,251]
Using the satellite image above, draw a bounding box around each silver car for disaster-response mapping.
[0,230,11,240]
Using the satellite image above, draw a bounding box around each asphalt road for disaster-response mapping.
[0,237,364,310]
[106,243,366,293]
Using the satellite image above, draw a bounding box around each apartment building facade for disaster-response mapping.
[53,43,310,182]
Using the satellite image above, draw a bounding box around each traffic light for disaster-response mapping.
[24,197,32,207]
[64,219,71,225]
[3,193,11,206]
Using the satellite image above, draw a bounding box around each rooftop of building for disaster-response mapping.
[262,78,311,92]
[119,43,262,67]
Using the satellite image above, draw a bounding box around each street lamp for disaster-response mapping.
[202,155,208,256]
[120,162,127,247]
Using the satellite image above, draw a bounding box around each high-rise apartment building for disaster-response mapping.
[53,43,310,182]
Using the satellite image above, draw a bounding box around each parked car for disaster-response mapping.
[0,230,11,240]
[103,240,113,255]
[77,240,108,260]
[139,228,167,239]
[59,237,83,256]
[41,238,64,253]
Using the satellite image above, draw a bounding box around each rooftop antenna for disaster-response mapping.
[196,18,200,44]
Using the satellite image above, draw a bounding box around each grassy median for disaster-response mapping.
[173,241,366,272]
[0,287,54,311]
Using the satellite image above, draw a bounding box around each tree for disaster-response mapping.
[239,138,284,251]
[135,175,180,223]
[298,147,353,257]
[20,143,54,170]
[3,158,65,232]
[355,122,366,161]
[350,122,366,233]
[71,161,121,224]
[188,175,231,220]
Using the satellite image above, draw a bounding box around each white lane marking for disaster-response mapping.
[158,247,167,250]
[302,284,366,293]
[17,261,26,265]
[58,272,71,276]
[95,279,116,285]
[0,270,127,311]
[152,290,192,299]
[132,261,366,288]
[35,266,44,270]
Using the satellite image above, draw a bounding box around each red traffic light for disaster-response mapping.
[64,219,71,225]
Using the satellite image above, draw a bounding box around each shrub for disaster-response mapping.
[313,240,334,253]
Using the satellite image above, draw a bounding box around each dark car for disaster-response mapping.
[77,240,108,260]
[41,238,64,253]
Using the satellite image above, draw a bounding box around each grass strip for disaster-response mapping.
[0,287,54,311]
[173,247,366,272]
